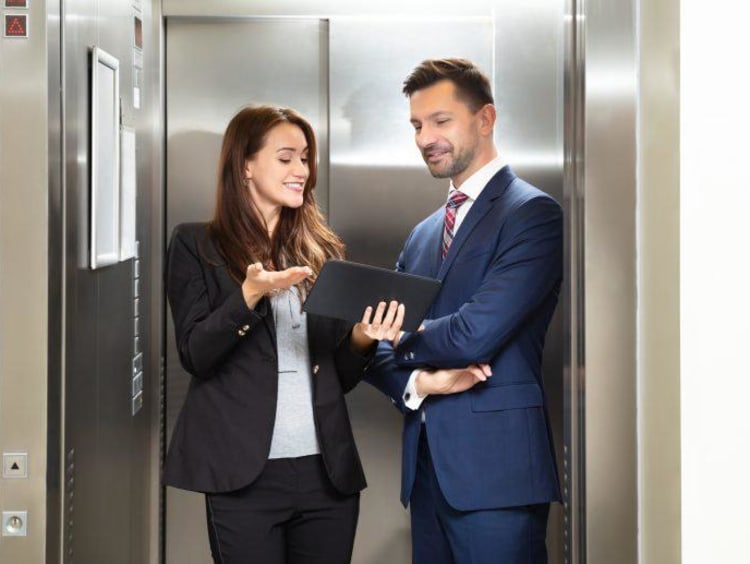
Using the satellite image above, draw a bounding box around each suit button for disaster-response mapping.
[312,364,320,374]
[237,329,246,336]
[242,324,250,331]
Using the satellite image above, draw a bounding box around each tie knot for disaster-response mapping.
[446,190,469,210]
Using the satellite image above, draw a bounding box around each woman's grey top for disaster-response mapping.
[267,287,321,459]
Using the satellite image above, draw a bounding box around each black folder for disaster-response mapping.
[302,259,441,332]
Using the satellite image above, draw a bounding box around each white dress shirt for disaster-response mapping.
[403,155,507,411]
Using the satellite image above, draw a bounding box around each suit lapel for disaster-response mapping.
[437,166,516,280]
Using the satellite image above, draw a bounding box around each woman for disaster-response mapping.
[165,106,404,564]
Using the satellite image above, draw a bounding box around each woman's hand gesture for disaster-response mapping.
[241,262,312,309]
[350,300,405,354]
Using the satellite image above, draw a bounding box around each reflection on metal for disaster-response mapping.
[55,1,165,562]
[563,0,587,562]
[47,1,64,562]
[580,0,638,562]
[328,16,493,268]
[331,152,563,168]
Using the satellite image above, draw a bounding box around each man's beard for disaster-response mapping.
[423,145,475,180]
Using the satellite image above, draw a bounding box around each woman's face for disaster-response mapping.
[244,122,309,226]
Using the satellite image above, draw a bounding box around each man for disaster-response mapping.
[366,58,562,563]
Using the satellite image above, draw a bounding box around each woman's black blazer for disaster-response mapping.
[164,222,370,495]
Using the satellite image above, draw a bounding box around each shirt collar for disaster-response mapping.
[448,155,507,202]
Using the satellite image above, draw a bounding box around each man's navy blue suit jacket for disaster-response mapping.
[366,165,563,511]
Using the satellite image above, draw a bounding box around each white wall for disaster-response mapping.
[681,2,750,562]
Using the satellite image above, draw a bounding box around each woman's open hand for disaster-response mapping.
[350,300,405,354]
[242,262,312,308]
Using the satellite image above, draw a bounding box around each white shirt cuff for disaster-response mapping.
[403,369,428,410]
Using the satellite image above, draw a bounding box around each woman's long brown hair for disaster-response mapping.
[209,106,344,288]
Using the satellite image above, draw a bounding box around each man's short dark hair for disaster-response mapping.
[402,58,494,112]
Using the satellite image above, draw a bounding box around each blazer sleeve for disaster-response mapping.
[333,324,377,394]
[363,340,411,414]
[166,225,266,379]
[395,196,563,368]
[362,235,417,414]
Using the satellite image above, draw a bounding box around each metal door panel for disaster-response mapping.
[328,18,494,562]
[165,18,328,563]
[165,9,567,564]
[328,17,493,268]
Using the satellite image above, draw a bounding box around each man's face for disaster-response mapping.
[409,79,483,186]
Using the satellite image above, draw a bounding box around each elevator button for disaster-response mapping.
[2,453,28,478]
[2,511,27,536]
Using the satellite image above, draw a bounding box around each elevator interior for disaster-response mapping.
[164,7,564,563]
[0,0,640,563]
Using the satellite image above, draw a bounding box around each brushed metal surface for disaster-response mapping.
[563,1,587,562]
[328,17,493,268]
[582,0,638,562]
[55,1,165,562]
[0,0,51,561]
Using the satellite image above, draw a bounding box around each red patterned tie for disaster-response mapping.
[442,190,469,259]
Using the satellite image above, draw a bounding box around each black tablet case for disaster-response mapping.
[302,259,441,332]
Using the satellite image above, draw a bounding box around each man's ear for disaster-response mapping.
[478,104,497,135]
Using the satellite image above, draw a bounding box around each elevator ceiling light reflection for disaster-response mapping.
[331,152,563,169]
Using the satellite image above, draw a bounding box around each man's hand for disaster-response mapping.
[415,364,492,396]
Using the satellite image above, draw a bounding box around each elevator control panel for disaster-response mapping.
[3,0,28,38]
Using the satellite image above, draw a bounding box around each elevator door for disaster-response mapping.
[164,17,330,564]
[164,14,561,564]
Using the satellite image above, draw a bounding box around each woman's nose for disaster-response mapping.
[294,159,309,177]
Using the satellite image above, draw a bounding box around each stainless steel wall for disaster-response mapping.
[54,0,164,562]
[163,3,565,564]
[579,0,639,561]
[0,0,51,561]
[1,0,164,562]
[0,0,650,562]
